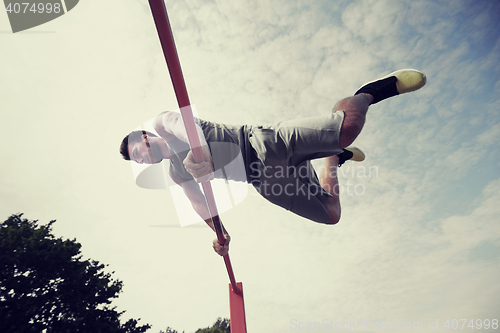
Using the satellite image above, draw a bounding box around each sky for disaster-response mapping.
[1,0,499,332]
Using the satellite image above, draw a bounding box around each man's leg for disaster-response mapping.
[335,93,373,148]
[251,70,425,224]
[337,69,427,148]
[318,155,341,224]
[317,148,365,224]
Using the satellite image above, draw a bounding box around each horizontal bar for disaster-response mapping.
[148,0,238,290]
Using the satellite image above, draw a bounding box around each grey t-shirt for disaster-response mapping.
[166,119,253,183]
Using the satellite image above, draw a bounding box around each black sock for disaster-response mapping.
[337,149,354,167]
[355,76,399,104]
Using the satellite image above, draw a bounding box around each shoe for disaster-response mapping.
[337,147,365,167]
[355,69,426,104]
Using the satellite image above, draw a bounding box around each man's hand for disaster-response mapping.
[212,234,230,256]
[183,145,214,183]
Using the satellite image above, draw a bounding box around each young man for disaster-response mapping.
[120,69,426,256]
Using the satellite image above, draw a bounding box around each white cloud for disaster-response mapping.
[2,0,500,332]
[477,122,500,145]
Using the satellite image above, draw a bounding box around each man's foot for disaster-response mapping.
[355,69,426,104]
[337,147,365,167]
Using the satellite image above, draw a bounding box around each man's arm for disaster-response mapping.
[169,168,230,255]
[153,111,205,145]
[154,111,214,183]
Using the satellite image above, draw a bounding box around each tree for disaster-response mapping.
[194,318,230,333]
[0,214,151,333]
[158,318,230,333]
[158,328,182,333]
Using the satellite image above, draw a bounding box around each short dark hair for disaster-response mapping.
[120,130,158,160]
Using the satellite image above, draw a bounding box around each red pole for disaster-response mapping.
[147,3,247,330]
[148,0,240,294]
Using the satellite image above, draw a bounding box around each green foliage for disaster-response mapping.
[195,329,223,333]
[194,318,230,333]
[0,214,151,333]
[159,317,229,333]
[158,328,182,333]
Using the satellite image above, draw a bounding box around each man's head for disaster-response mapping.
[120,130,164,164]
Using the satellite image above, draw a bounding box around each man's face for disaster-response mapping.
[129,135,163,164]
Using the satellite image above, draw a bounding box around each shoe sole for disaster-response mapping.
[358,69,427,95]
[385,69,426,94]
[345,147,365,162]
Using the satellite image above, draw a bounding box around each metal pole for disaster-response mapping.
[148,0,240,294]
